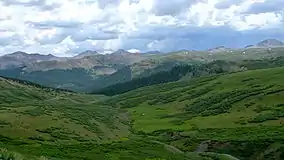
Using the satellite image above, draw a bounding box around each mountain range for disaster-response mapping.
[73,50,99,59]
[0,51,62,69]
[1,39,284,70]
[0,39,284,92]
[245,39,284,48]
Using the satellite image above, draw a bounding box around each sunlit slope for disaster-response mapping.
[107,67,284,132]
[103,67,284,159]
[0,77,129,142]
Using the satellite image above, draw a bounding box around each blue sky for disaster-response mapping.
[0,0,283,56]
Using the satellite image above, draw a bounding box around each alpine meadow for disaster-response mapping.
[1,0,284,160]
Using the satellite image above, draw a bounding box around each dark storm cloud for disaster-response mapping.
[69,28,119,42]
[129,25,242,40]
[128,25,239,50]
[127,24,284,51]
[215,0,244,9]
[1,0,60,11]
[245,0,284,14]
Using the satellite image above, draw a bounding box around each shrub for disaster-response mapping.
[0,120,11,126]
[28,136,46,141]
[249,113,278,123]
[254,105,271,113]
[23,107,45,116]
[0,149,24,160]
[244,102,255,108]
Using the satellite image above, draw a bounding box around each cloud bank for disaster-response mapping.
[0,0,283,56]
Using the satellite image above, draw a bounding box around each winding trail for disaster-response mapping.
[220,154,240,160]
[152,140,240,160]
[152,140,184,154]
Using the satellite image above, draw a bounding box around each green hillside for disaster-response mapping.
[0,76,130,142]
[94,56,284,96]
[0,77,227,160]
[102,66,284,160]
[0,67,99,92]
[1,65,284,159]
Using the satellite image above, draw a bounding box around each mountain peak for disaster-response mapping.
[75,50,98,58]
[112,49,131,55]
[216,46,226,49]
[208,46,230,53]
[47,53,55,57]
[256,39,284,47]
[244,45,254,48]
[9,51,28,56]
[143,50,163,54]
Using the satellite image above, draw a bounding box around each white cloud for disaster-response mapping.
[128,48,140,53]
[215,0,245,9]
[244,0,284,14]
[0,0,284,56]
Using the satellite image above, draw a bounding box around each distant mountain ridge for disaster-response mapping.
[23,53,145,72]
[4,51,60,60]
[257,39,284,47]
[143,50,164,54]
[208,46,231,53]
[246,39,284,48]
[112,49,131,55]
[0,51,61,69]
[1,39,284,72]
[0,49,147,72]
[74,50,98,58]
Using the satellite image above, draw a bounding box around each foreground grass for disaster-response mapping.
[1,135,230,160]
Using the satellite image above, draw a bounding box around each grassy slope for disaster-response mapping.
[103,67,284,160]
[96,56,284,96]
[0,67,99,92]
[2,65,284,159]
[0,77,129,142]
[0,77,226,160]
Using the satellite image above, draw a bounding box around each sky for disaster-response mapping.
[0,0,284,56]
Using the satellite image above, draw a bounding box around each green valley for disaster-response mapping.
[1,59,284,160]
[0,76,230,160]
